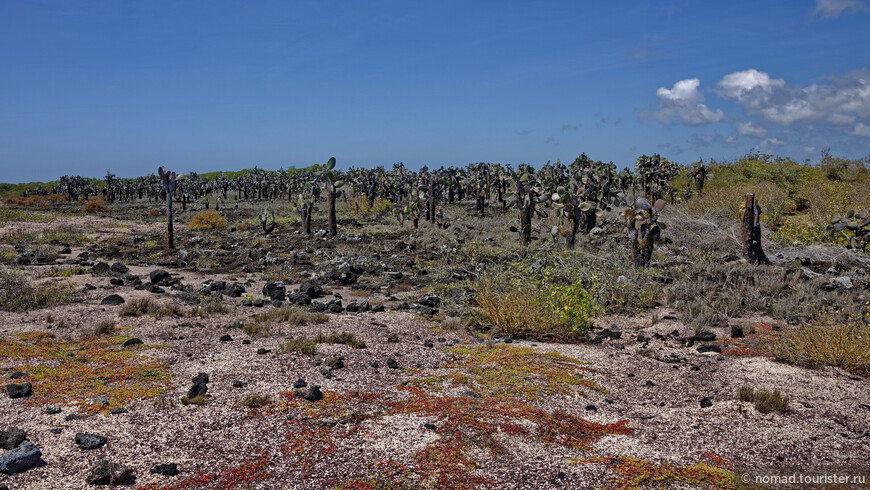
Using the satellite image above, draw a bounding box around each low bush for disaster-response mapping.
[119,298,184,319]
[278,337,318,356]
[92,320,116,336]
[0,271,74,312]
[83,197,107,213]
[188,210,228,230]
[249,307,328,328]
[737,386,789,414]
[238,393,271,408]
[181,394,208,406]
[766,310,870,377]
[473,272,599,341]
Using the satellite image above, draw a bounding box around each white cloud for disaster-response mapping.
[653,78,724,125]
[759,137,787,147]
[853,122,870,137]
[813,0,868,18]
[718,68,870,125]
[737,121,768,138]
[718,69,786,107]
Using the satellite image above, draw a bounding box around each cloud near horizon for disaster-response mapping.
[642,66,870,158]
[813,0,868,18]
[651,78,725,125]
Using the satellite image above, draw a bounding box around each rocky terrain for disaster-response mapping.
[0,201,868,489]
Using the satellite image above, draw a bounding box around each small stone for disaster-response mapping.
[149,269,171,284]
[44,405,61,414]
[730,325,744,338]
[75,432,107,450]
[232,381,245,388]
[423,423,437,430]
[256,348,270,355]
[49,428,62,434]
[122,338,143,347]
[645,380,655,387]
[423,340,434,348]
[386,358,399,369]
[150,463,179,477]
[320,366,332,379]
[85,459,132,485]
[292,379,307,389]
[65,413,89,421]
[700,396,714,408]
[585,404,597,411]
[369,361,380,369]
[100,294,125,305]
[697,343,722,354]
[295,386,323,402]
[242,339,251,345]
[387,333,399,343]
[219,334,233,342]
[109,408,128,415]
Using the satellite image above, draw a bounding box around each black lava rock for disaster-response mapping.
[150,463,180,477]
[386,358,399,369]
[731,325,744,338]
[697,343,722,354]
[100,294,125,306]
[232,381,245,388]
[75,433,108,450]
[293,379,307,389]
[299,279,323,298]
[262,281,286,301]
[7,382,32,399]
[700,396,714,408]
[295,386,323,402]
[689,331,717,342]
[0,427,26,450]
[149,269,171,284]
[0,440,42,475]
[122,338,143,348]
[219,334,233,342]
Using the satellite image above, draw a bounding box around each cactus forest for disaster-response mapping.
[1,151,869,489]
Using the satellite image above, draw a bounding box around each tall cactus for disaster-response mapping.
[624,197,665,267]
[507,166,549,246]
[320,157,345,237]
[158,166,185,250]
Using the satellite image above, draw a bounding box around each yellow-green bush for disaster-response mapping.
[473,273,599,341]
[188,210,228,230]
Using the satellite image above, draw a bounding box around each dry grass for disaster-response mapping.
[766,311,870,377]
[92,320,116,336]
[250,307,328,327]
[83,197,107,213]
[119,298,184,319]
[187,210,228,230]
[278,337,318,356]
[187,300,229,318]
[0,271,75,312]
[238,393,271,408]
[181,394,208,406]
[737,386,789,413]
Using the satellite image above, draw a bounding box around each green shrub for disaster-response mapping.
[473,272,599,341]
[181,394,208,406]
[92,320,116,336]
[766,310,870,377]
[736,386,789,413]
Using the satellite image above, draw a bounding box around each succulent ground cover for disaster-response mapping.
[0,331,170,414]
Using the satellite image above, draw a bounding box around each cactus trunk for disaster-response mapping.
[166,191,174,249]
[740,193,768,264]
[327,189,337,236]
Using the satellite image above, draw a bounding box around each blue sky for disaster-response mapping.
[1,0,869,183]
